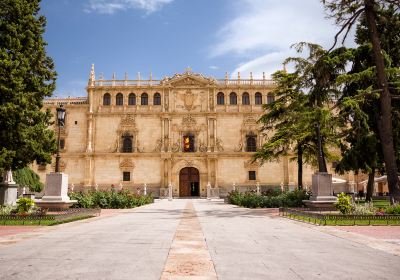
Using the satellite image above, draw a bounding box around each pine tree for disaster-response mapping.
[256,43,345,188]
[0,0,57,172]
[322,0,400,203]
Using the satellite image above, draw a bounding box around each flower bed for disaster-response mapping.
[69,189,154,209]
[0,208,101,226]
[227,189,310,208]
[280,207,400,226]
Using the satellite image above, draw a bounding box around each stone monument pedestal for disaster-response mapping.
[0,183,18,206]
[35,173,76,210]
[0,170,18,206]
[303,172,337,209]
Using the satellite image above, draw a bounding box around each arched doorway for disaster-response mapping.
[179,167,200,197]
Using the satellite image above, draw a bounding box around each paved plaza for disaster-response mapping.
[1,199,400,280]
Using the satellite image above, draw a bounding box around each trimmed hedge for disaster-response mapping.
[69,189,154,209]
[228,189,309,208]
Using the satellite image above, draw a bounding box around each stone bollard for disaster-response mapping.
[232,182,236,192]
[144,183,147,196]
[168,183,173,201]
[256,182,260,195]
[207,182,211,200]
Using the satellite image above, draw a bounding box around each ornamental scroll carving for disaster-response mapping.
[113,115,138,152]
[119,159,134,170]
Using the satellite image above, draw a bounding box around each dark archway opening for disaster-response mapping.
[179,167,200,197]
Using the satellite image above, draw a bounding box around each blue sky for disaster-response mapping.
[41,0,353,97]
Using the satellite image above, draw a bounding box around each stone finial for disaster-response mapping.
[149,71,153,81]
[89,64,95,86]
[112,72,116,80]
[225,72,228,80]
[99,72,104,80]
[238,72,241,80]
[263,72,266,80]
[137,72,141,80]
[250,72,253,80]
[185,66,192,73]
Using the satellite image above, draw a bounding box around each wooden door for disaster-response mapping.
[179,167,199,197]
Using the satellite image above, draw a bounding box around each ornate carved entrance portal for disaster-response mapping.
[179,167,200,197]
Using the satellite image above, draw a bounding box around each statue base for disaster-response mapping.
[35,173,76,210]
[303,172,337,210]
[0,182,18,206]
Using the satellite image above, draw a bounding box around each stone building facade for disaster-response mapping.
[34,66,359,197]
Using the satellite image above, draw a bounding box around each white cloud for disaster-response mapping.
[84,0,174,14]
[209,65,219,70]
[212,0,355,77]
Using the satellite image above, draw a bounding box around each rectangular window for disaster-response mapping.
[183,135,195,152]
[249,171,256,181]
[60,139,65,149]
[123,172,131,182]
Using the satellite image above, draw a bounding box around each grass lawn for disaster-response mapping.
[354,199,390,208]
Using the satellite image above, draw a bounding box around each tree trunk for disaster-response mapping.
[364,0,400,204]
[366,167,376,202]
[297,144,303,189]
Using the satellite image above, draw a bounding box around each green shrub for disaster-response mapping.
[335,193,353,214]
[0,205,15,215]
[227,189,309,208]
[13,167,44,192]
[69,189,153,209]
[351,202,375,215]
[16,198,35,214]
[385,204,400,215]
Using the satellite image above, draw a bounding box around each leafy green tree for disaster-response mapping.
[0,0,57,172]
[13,167,44,192]
[256,43,345,188]
[333,4,400,202]
[322,0,400,203]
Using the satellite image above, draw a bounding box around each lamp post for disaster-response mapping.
[55,105,66,173]
[314,122,327,173]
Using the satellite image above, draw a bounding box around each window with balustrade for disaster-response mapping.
[153,92,161,105]
[141,93,148,105]
[242,92,250,105]
[255,92,262,105]
[230,92,237,105]
[116,93,123,106]
[103,93,111,105]
[217,92,225,105]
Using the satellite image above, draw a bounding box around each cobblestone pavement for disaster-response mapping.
[0,199,399,280]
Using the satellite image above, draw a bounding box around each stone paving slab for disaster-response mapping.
[194,199,400,280]
[1,199,400,280]
[161,201,217,280]
[0,200,187,280]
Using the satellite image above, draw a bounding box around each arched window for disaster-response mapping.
[116,93,123,106]
[217,92,225,105]
[230,92,237,105]
[122,134,133,153]
[246,133,257,152]
[242,92,250,105]
[267,94,275,104]
[128,93,136,105]
[103,93,111,106]
[153,92,161,105]
[141,93,148,105]
[255,92,262,105]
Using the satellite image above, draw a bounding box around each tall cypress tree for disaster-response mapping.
[0,0,56,172]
